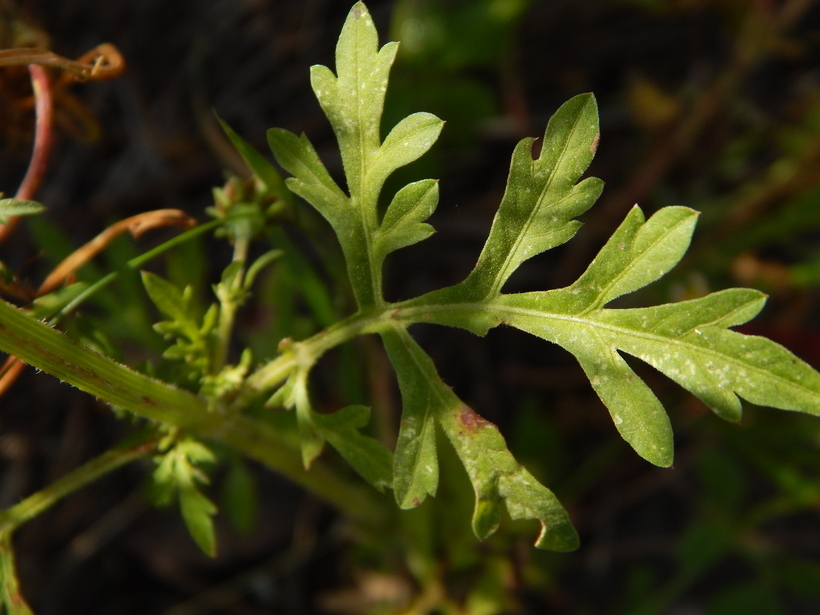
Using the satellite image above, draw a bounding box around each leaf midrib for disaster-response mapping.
[344,32,382,308]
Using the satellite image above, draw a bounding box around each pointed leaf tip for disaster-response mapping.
[352,2,367,18]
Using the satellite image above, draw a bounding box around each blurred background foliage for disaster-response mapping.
[0,0,819,613]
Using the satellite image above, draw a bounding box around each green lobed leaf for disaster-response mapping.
[398,204,820,467]
[488,207,820,462]
[250,2,820,552]
[557,205,700,312]
[456,93,604,300]
[309,2,398,199]
[268,124,377,308]
[152,438,218,556]
[527,313,675,467]
[271,366,392,489]
[383,327,578,550]
[592,293,820,419]
[435,396,578,551]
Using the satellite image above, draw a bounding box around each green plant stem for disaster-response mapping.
[244,306,397,395]
[213,230,251,373]
[214,300,238,373]
[0,536,33,615]
[0,295,209,425]
[0,296,388,528]
[0,431,160,538]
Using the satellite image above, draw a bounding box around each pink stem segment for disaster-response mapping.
[0,63,54,243]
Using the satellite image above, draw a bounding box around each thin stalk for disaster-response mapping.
[212,227,252,373]
[0,64,53,244]
[244,306,396,396]
[0,431,160,538]
[50,218,223,324]
[0,536,34,615]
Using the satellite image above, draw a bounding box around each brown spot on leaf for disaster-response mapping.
[412,497,420,507]
[352,3,367,19]
[590,132,600,155]
[458,405,494,431]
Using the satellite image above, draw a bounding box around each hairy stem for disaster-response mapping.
[0,295,389,528]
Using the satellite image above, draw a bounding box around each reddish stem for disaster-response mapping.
[0,63,54,243]
[0,64,55,396]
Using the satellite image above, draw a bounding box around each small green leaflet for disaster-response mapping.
[153,438,218,556]
[374,179,439,265]
[381,329,441,509]
[0,197,44,225]
[268,367,393,492]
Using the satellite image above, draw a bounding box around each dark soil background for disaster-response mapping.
[1,0,820,613]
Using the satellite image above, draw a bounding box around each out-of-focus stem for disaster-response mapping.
[0,64,54,243]
[0,535,34,615]
[0,432,160,538]
[0,44,124,83]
